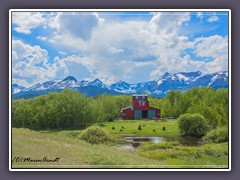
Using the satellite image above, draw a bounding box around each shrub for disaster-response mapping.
[178,113,208,138]
[204,126,228,143]
[79,125,109,144]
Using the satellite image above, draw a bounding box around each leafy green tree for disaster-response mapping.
[178,113,209,138]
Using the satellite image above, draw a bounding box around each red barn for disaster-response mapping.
[121,95,160,119]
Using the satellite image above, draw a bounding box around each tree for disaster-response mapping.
[178,113,208,138]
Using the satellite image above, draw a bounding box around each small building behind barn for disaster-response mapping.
[121,95,160,119]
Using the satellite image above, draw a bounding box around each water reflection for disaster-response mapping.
[124,136,166,143]
[120,136,166,150]
[119,136,202,150]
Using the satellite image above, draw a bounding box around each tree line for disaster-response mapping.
[12,87,228,130]
[149,88,228,129]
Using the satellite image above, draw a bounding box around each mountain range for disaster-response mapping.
[12,71,228,99]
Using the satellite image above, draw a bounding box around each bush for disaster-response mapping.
[178,113,208,138]
[79,125,109,144]
[204,126,228,143]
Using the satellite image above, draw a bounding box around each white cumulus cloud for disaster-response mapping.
[54,12,104,40]
[12,12,46,34]
[12,40,68,87]
[207,15,219,22]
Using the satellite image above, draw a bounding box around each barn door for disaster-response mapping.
[148,110,156,119]
[134,110,141,119]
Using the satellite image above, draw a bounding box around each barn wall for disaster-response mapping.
[132,100,150,109]
[155,108,161,118]
[121,108,134,119]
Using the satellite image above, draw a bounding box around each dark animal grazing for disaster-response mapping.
[112,126,115,130]
[138,125,142,130]
[153,129,156,132]
[162,126,166,131]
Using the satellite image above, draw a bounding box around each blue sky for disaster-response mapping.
[11,11,229,87]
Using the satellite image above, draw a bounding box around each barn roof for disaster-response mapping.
[121,106,133,110]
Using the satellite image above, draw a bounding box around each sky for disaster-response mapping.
[11,10,229,87]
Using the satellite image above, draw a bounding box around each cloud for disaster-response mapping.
[59,51,68,55]
[37,36,48,41]
[150,35,228,78]
[46,11,226,82]
[12,78,30,88]
[207,14,219,22]
[12,40,49,65]
[194,35,228,72]
[54,12,104,40]
[12,11,228,86]
[12,12,46,34]
[107,46,124,54]
[150,12,190,34]
[12,40,68,87]
[194,35,228,58]
[196,12,219,23]
[197,12,203,19]
[150,55,206,79]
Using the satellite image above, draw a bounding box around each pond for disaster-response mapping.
[118,135,202,150]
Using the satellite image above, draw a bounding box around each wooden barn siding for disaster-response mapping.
[121,108,134,119]
[122,106,160,119]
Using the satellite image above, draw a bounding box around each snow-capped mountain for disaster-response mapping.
[52,76,81,89]
[188,71,228,89]
[12,71,228,99]
[108,71,228,96]
[12,84,26,94]
[154,71,204,92]
[110,81,136,93]
[23,80,61,92]
[88,79,110,89]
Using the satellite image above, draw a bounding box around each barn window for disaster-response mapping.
[136,96,138,99]
[142,96,145,100]
[138,101,145,106]
[131,106,133,110]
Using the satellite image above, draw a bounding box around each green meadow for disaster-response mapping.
[103,120,179,136]
[12,120,228,169]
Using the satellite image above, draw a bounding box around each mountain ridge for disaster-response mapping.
[12,71,228,99]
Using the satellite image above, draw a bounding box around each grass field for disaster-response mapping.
[103,120,179,136]
[11,120,229,169]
